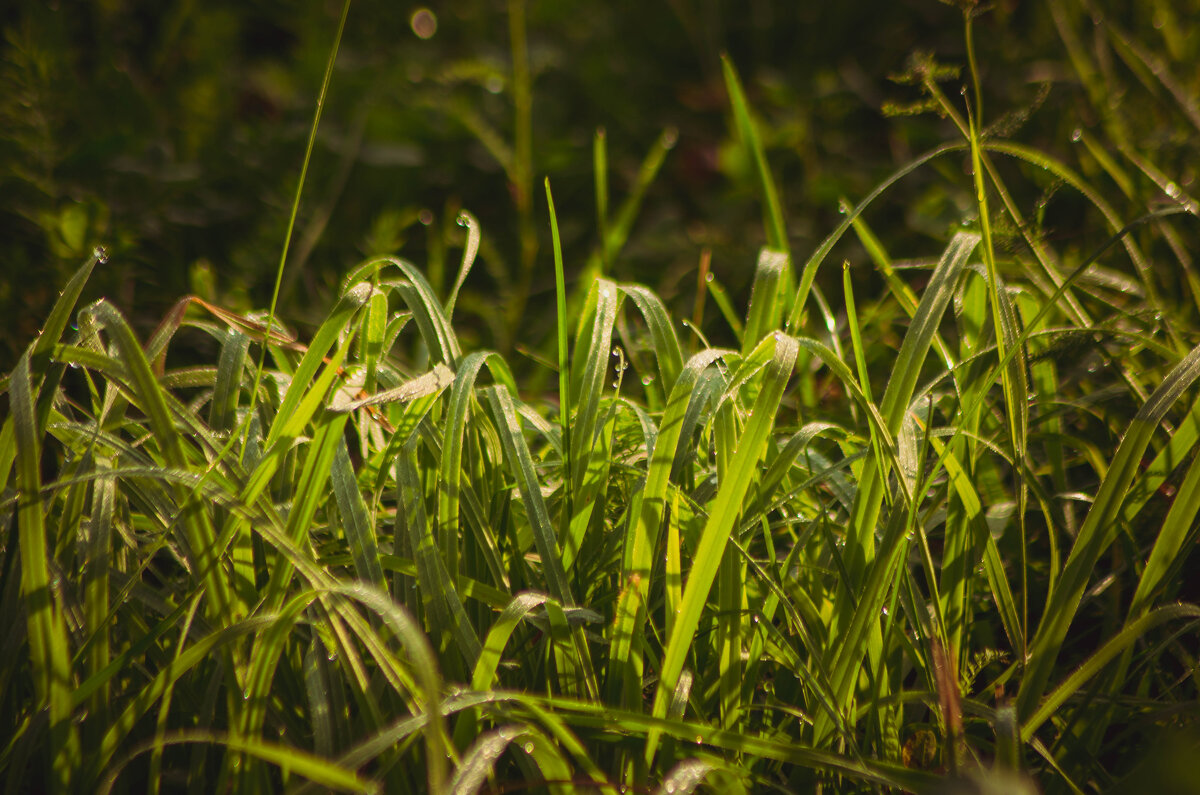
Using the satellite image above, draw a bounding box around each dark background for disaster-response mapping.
[2,0,1196,368]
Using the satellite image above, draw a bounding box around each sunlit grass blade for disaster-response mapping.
[618,283,684,397]
[11,350,80,791]
[445,210,481,320]
[564,279,619,570]
[818,232,978,745]
[608,348,728,709]
[647,332,798,762]
[741,248,789,354]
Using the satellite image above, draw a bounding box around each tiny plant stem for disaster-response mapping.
[692,248,711,345]
[244,0,352,460]
[962,13,1030,645]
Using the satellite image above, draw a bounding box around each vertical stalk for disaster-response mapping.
[508,0,536,334]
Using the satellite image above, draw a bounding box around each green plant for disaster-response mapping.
[4,2,1200,793]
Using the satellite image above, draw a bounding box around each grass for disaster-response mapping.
[3,3,1200,793]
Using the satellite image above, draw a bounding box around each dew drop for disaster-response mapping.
[485,75,504,94]
[92,245,109,263]
[694,735,703,745]
[880,606,890,617]
[523,741,535,754]
[641,374,655,386]
[1165,182,1181,199]
[1070,128,1083,143]
[704,272,715,284]
[418,209,434,226]
[242,688,252,700]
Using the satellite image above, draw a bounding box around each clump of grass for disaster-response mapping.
[4,3,1200,793]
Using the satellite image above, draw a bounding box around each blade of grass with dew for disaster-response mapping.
[618,283,684,396]
[1016,342,1200,721]
[444,210,480,322]
[343,256,462,365]
[81,453,116,752]
[838,232,979,590]
[705,271,745,343]
[964,81,1034,651]
[607,348,727,710]
[742,248,790,354]
[564,279,619,572]
[332,581,453,793]
[242,283,370,511]
[359,286,388,398]
[258,413,349,615]
[646,332,798,763]
[208,329,255,600]
[11,350,81,791]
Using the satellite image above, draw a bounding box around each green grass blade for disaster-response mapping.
[721,55,788,257]
[546,179,574,545]
[398,438,483,674]
[11,350,80,790]
[1128,445,1200,619]
[82,300,237,626]
[618,284,684,397]
[594,128,610,273]
[331,439,387,589]
[564,279,619,570]
[484,385,574,606]
[1020,603,1200,742]
[741,248,789,355]
[647,332,798,762]
[1017,342,1200,720]
[608,348,728,709]
[445,210,481,321]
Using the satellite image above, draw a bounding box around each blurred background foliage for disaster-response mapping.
[2,0,1198,369]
